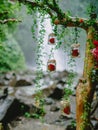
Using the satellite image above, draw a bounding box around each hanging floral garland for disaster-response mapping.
[71,27,80,58]
[47,32,57,72]
[48,33,56,45]
[60,99,71,115]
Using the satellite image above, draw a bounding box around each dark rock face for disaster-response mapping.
[94,123,98,130]
[15,79,32,87]
[48,87,64,100]
[66,124,76,130]
[0,96,29,123]
[66,125,76,130]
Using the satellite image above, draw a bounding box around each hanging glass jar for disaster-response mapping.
[48,33,56,45]
[71,43,80,57]
[47,59,56,71]
[60,99,71,115]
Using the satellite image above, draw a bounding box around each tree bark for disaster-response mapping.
[76,27,95,130]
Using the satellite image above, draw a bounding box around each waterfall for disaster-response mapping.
[38,17,86,75]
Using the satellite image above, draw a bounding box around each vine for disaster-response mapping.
[80,82,92,130]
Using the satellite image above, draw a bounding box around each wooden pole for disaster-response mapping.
[76,27,96,130]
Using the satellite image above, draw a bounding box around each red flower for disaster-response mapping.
[93,40,98,47]
[92,47,98,61]
[63,106,70,115]
[49,38,55,44]
[79,19,84,23]
[48,64,56,71]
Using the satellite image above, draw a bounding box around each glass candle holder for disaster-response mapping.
[60,99,71,115]
[47,59,56,71]
[71,43,80,57]
[48,33,56,45]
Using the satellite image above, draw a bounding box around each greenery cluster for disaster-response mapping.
[0,34,26,72]
[0,0,26,72]
[0,1,98,128]
[80,86,92,130]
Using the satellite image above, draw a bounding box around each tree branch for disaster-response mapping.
[0,18,21,24]
[53,0,56,5]
[45,0,65,19]
[17,0,53,18]
[0,11,8,17]
[15,0,98,30]
[54,17,98,30]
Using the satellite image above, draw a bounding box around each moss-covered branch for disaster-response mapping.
[0,18,21,24]
[17,0,53,17]
[54,17,98,31]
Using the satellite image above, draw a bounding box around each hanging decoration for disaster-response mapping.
[79,18,84,23]
[71,27,80,57]
[48,33,56,45]
[71,43,80,57]
[47,59,56,71]
[60,99,71,115]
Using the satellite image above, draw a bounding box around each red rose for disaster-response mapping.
[48,64,56,71]
[92,47,98,61]
[63,106,70,115]
[49,38,55,44]
[93,40,98,47]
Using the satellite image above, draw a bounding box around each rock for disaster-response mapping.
[66,125,76,130]
[57,79,66,86]
[15,79,32,87]
[91,98,98,117]
[8,76,17,87]
[0,81,5,86]
[66,120,76,130]
[44,98,54,105]
[48,87,64,100]
[4,72,16,80]
[0,96,29,123]
[59,115,73,120]
[94,122,98,130]
[50,104,60,112]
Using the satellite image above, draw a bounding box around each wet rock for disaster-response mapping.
[0,96,29,123]
[50,104,60,112]
[15,79,32,87]
[44,98,54,105]
[66,125,76,130]
[91,98,98,117]
[57,79,66,86]
[0,80,5,86]
[48,87,64,100]
[0,88,8,100]
[8,76,16,87]
[4,72,16,80]
[66,120,76,130]
[94,122,98,130]
[59,115,73,120]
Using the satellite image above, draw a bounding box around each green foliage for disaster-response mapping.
[0,34,26,72]
[0,0,26,72]
[63,88,73,100]
[0,0,19,41]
